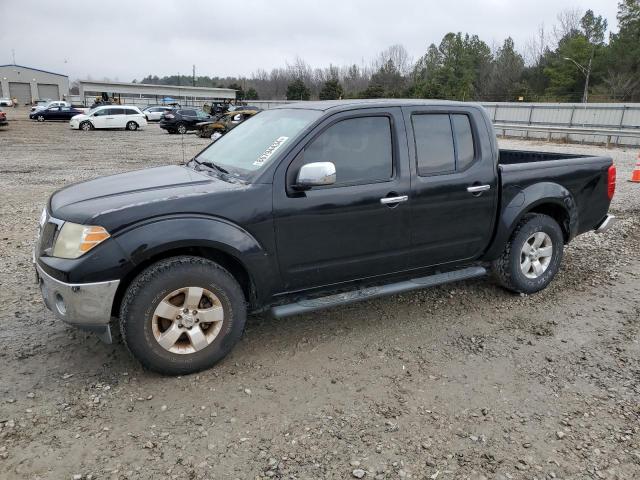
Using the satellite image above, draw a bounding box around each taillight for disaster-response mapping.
[607,165,616,200]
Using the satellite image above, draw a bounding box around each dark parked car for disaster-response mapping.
[30,106,84,122]
[34,100,616,375]
[159,108,212,134]
[0,108,7,127]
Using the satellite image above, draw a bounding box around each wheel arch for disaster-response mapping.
[111,245,255,318]
[108,216,275,317]
[485,182,577,260]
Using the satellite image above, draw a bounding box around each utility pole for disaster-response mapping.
[12,49,16,64]
[192,65,196,87]
[563,56,591,103]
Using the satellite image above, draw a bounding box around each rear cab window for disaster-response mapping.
[412,112,476,176]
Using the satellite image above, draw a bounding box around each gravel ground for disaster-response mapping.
[0,109,639,480]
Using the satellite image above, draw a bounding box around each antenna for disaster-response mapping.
[12,49,16,64]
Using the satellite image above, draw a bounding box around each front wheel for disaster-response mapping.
[126,121,139,131]
[492,213,564,294]
[37,115,45,122]
[120,256,246,375]
[79,121,93,131]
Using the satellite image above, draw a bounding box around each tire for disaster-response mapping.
[176,123,187,134]
[37,115,45,122]
[492,213,564,294]
[80,121,93,131]
[126,121,139,131]
[120,256,246,375]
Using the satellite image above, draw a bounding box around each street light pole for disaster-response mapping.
[563,56,591,103]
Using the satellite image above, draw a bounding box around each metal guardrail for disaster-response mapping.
[493,122,640,148]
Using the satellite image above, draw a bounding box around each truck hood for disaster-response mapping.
[49,165,245,229]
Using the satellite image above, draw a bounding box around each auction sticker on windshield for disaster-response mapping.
[253,136,289,167]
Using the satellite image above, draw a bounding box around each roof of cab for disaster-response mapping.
[271,99,478,112]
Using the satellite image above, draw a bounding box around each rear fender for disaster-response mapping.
[484,182,577,260]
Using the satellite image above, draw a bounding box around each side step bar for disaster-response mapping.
[270,266,487,318]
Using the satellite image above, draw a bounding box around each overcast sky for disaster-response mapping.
[0,0,619,81]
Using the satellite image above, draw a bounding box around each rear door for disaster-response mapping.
[180,109,198,127]
[273,107,411,291]
[107,108,126,128]
[403,106,497,267]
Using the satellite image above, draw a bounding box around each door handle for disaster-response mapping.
[380,195,408,205]
[467,184,491,194]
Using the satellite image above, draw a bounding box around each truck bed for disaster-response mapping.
[499,149,585,165]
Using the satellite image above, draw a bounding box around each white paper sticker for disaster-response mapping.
[253,136,289,167]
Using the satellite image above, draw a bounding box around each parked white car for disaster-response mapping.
[142,105,173,121]
[70,105,147,131]
[0,98,13,107]
[31,100,70,113]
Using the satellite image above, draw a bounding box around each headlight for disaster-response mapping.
[52,222,110,259]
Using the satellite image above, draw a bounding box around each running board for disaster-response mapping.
[270,266,487,318]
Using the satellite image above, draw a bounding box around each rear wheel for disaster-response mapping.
[79,121,93,131]
[176,123,187,134]
[492,213,564,294]
[120,256,246,375]
[126,121,139,131]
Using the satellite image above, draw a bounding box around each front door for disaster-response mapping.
[273,108,411,292]
[403,106,498,267]
[91,109,109,128]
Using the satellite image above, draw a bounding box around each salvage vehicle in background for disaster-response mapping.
[34,100,616,375]
[159,107,212,134]
[196,108,260,140]
[69,105,147,131]
[30,106,84,122]
[31,100,70,113]
[142,105,173,122]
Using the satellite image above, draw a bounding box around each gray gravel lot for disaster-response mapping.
[0,109,639,480]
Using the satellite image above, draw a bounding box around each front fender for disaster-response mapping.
[113,215,275,298]
[484,182,577,261]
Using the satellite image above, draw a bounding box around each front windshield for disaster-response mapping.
[194,108,322,179]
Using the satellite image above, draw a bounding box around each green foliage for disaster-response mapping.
[245,87,259,100]
[318,79,344,100]
[286,79,310,100]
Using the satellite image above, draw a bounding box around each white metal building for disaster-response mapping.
[0,64,69,105]
[78,80,236,107]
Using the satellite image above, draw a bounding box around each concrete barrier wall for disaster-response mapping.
[249,100,640,147]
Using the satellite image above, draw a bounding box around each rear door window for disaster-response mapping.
[303,116,393,187]
[451,114,475,171]
[109,108,125,116]
[126,109,139,115]
[412,113,476,175]
[181,109,196,116]
[412,114,455,175]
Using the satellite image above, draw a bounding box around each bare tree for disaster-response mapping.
[552,8,583,42]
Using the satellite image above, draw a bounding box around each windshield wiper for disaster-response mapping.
[193,158,229,174]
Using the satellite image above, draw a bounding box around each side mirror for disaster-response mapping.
[295,162,336,189]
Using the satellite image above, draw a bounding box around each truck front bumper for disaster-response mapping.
[35,263,119,343]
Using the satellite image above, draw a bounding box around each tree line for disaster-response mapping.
[136,1,640,103]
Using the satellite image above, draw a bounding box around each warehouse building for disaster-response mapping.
[78,80,236,107]
[0,64,69,106]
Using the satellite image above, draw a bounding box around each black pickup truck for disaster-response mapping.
[34,100,616,374]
